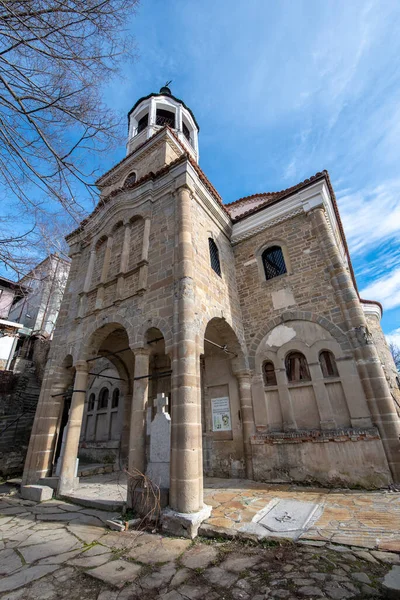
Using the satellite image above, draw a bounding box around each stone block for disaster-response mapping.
[382,567,400,599]
[21,485,53,502]
[161,504,212,539]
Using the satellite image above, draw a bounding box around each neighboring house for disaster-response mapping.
[0,277,26,371]
[0,256,70,477]
[23,86,400,526]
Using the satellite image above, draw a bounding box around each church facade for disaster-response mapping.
[23,87,400,521]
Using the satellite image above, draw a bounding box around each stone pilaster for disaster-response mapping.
[116,223,131,299]
[235,371,256,479]
[170,186,203,514]
[275,368,297,431]
[310,206,400,481]
[58,361,89,494]
[138,217,151,292]
[95,236,113,309]
[128,349,150,475]
[78,248,96,317]
[308,362,336,429]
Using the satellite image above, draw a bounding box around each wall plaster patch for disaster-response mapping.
[265,324,296,348]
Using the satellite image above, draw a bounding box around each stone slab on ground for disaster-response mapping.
[0,564,58,593]
[128,534,191,564]
[87,559,142,588]
[20,485,53,502]
[382,565,400,599]
[181,543,218,569]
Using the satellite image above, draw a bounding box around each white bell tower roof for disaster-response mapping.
[127,85,199,162]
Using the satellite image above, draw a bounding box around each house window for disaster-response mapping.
[137,113,148,134]
[208,238,221,276]
[183,122,190,142]
[263,361,277,386]
[262,246,287,281]
[319,351,339,378]
[285,352,311,383]
[88,393,95,412]
[125,172,136,186]
[112,388,120,409]
[98,387,109,410]
[156,108,175,128]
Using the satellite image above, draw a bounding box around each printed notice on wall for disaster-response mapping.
[211,397,232,432]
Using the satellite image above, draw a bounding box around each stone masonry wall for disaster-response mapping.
[233,212,347,351]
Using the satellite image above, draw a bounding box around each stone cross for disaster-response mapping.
[155,393,168,414]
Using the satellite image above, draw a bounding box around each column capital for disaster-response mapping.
[75,360,88,373]
[131,345,151,356]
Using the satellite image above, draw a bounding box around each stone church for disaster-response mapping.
[23,86,400,525]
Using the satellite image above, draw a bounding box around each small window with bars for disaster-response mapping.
[125,171,136,186]
[209,238,221,277]
[156,108,175,128]
[262,246,287,281]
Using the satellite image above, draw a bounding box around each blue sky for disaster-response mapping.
[99,0,400,339]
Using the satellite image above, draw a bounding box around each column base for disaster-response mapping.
[161,504,212,539]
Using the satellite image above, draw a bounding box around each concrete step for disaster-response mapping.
[59,493,125,512]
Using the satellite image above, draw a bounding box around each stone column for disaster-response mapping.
[58,361,88,494]
[138,217,151,292]
[116,223,131,299]
[23,378,65,484]
[308,362,336,429]
[78,248,96,317]
[275,368,297,431]
[310,206,400,480]
[236,371,256,479]
[128,349,150,475]
[96,236,113,310]
[170,186,203,514]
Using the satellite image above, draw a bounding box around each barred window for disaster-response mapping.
[209,238,221,277]
[88,393,95,412]
[319,351,339,378]
[112,388,120,409]
[98,387,109,410]
[156,108,175,128]
[285,352,311,383]
[125,171,136,186]
[262,245,287,280]
[263,361,277,386]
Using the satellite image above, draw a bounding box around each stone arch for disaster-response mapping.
[249,310,349,369]
[135,317,173,354]
[80,318,135,362]
[197,308,248,367]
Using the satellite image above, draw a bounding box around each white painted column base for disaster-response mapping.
[161,504,212,539]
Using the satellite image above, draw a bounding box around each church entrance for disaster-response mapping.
[201,318,253,480]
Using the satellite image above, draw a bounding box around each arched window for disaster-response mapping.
[112,388,120,409]
[98,387,109,410]
[262,246,287,281]
[88,393,95,412]
[208,238,221,276]
[137,113,148,134]
[285,352,311,383]
[125,171,137,186]
[263,361,277,386]
[183,122,191,142]
[319,351,339,378]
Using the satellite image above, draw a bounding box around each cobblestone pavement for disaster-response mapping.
[67,473,400,552]
[1,489,399,599]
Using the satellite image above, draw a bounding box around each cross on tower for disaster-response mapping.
[154,392,168,414]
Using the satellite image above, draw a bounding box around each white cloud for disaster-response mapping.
[360,267,400,310]
[386,327,400,348]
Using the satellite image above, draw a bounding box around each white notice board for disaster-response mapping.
[211,397,232,431]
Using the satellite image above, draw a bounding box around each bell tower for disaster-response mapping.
[127,84,200,162]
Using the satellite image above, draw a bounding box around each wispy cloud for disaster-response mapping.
[386,327,400,348]
[360,267,400,310]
